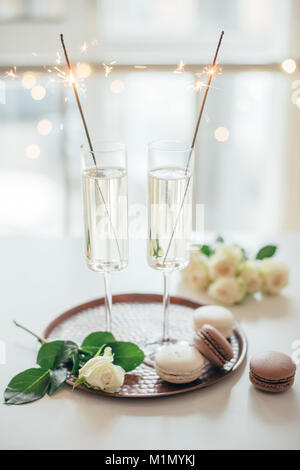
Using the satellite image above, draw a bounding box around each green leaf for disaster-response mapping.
[215,235,224,243]
[192,244,214,256]
[72,376,86,390]
[81,332,115,356]
[106,342,145,372]
[4,368,50,405]
[37,340,78,370]
[200,244,212,256]
[70,351,80,375]
[241,247,248,260]
[256,245,277,260]
[48,368,68,396]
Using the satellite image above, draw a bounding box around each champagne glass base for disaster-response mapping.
[143,338,182,367]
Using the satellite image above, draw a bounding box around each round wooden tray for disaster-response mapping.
[44,293,247,398]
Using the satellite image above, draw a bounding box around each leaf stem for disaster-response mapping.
[13,320,48,344]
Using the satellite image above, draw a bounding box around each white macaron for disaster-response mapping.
[193,305,234,338]
[155,343,204,384]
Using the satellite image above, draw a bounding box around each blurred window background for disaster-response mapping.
[0,0,299,236]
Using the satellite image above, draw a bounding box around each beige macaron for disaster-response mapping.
[155,343,204,384]
[193,305,234,338]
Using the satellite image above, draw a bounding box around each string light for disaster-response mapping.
[37,119,52,135]
[215,127,229,142]
[31,85,46,100]
[21,72,36,89]
[281,59,296,74]
[110,79,125,94]
[76,62,92,79]
[26,144,40,159]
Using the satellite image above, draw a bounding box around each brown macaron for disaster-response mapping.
[194,324,234,368]
[250,351,296,393]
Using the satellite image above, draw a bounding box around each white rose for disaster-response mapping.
[79,347,125,393]
[260,260,289,294]
[239,260,262,294]
[208,276,246,305]
[209,245,242,280]
[182,247,210,290]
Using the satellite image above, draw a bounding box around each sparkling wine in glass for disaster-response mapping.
[146,140,193,359]
[81,142,128,331]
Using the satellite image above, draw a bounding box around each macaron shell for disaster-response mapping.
[155,343,204,374]
[155,344,204,384]
[193,305,234,338]
[156,365,203,384]
[194,325,234,368]
[250,351,296,381]
[249,371,295,393]
[194,334,225,368]
[249,351,296,393]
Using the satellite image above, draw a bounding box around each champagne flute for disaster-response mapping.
[81,142,128,332]
[146,140,193,359]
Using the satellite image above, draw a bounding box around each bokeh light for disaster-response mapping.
[31,85,46,100]
[281,58,296,74]
[76,62,92,79]
[26,144,40,159]
[21,72,36,89]
[37,119,52,135]
[215,127,230,142]
[110,79,125,94]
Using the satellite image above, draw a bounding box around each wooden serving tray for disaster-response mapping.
[44,293,247,398]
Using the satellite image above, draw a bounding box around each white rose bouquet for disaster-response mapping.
[182,237,289,305]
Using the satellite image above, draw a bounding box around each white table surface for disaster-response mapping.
[1,234,300,450]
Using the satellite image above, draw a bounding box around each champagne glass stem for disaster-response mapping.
[162,271,171,343]
[103,271,112,332]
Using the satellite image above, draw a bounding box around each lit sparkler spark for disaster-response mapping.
[202,63,222,77]
[204,113,210,123]
[190,78,220,93]
[103,61,116,77]
[80,42,88,53]
[67,72,75,84]
[191,63,222,93]
[46,49,90,96]
[134,65,147,69]
[5,67,18,79]
[192,79,206,92]
[174,60,185,73]
[103,63,113,77]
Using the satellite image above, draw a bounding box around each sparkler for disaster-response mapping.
[162,31,224,264]
[60,33,122,261]
[60,34,94,159]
